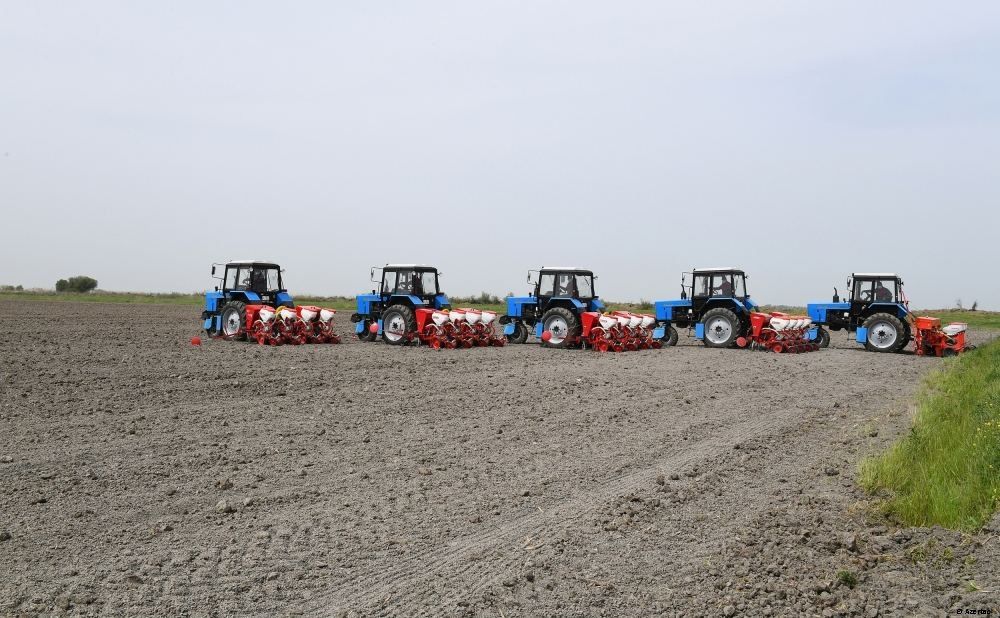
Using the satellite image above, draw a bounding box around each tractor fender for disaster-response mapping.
[547,297,586,312]
[388,294,426,307]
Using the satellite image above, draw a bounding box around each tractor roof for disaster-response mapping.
[383,264,437,270]
[852,273,900,278]
[227,260,279,267]
[692,267,744,274]
[540,266,592,273]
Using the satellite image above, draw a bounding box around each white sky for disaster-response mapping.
[2,2,998,308]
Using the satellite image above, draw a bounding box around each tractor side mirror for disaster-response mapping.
[211,265,216,276]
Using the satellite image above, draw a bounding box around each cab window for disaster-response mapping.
[538,274,555,297]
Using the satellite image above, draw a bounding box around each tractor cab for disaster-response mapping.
[203,260,294,338]
[377,265,444,305]
[219,261,289,307]
[848,273,905,306]
[687,268,750,310]
[533,267,598,304]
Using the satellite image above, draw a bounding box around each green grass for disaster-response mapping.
[859,339,1000,531]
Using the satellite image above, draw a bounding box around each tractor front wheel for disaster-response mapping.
[863,313,906,353]
[381,305,416,345]
[815,326,830,348]
[662,325,679,347]
[540,307,580,349]
[220,301,247,341]
[701,307,740,348]
[506,321,529,344]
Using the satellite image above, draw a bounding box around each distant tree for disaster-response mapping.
[971,300,978,312]
[56,276,98,293]
[955,298,963,310]
[15,285,22,291]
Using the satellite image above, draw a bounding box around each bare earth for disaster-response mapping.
[1,301,998,617]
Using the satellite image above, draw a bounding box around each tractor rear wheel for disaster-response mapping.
[863,313,905,352]
[506,321,529,344]
[662,325,679,347]
[702,307,740,348]
[381,305,416,345]
[220,301,247,341]
[815,327,830,348]
[540,307,580,349]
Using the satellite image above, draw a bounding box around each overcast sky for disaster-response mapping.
[2,2,998,308]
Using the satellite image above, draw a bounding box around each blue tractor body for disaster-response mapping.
[202,261,294,338]
[499,267,604,348]
[351,265,450,342]
[805,273,913,352]
[652,268,761,348]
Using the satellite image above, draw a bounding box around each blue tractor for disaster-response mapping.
[203,260,294,339]
[350,264,451,344]
[653,267,760,348]
[499,267,606,348]
[806,273,912,352]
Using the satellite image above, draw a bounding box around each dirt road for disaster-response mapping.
[1,301,996,616]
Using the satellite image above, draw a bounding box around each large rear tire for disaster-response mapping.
[662,325,679,347]
[701,307,740,348]
[815,327,830,348]
[506,321,529,344]
[381,305,416,345]
[540,307,580,349]
[220,301,247,341]
[863,313,906,352]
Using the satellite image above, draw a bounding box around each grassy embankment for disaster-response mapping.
[860,339,1000,530]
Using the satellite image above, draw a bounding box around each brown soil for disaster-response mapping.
[0,301,997,617]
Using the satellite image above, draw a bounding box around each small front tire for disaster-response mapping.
[662,325,679,347]
[506,321,529,344]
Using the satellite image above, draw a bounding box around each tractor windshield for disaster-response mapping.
[694,273,746,298]
[227,265,281,294]
[384,270,439,296]
[853,279,896,303]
